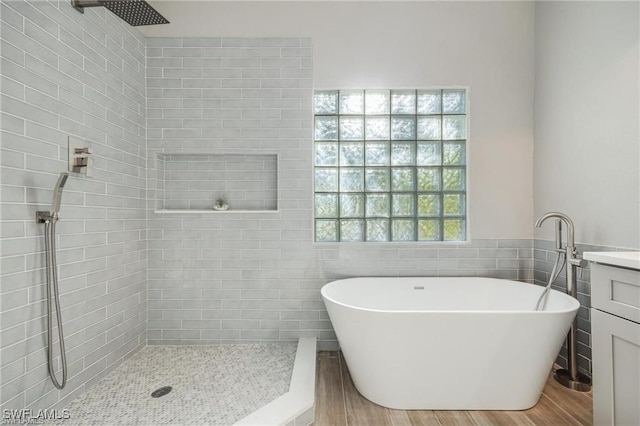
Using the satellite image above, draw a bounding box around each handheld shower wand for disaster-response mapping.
[51,172,69,219]
[36,172,70,389]
[36,172,69,223]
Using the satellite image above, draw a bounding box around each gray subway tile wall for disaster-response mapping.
[1,0,146,412]
[0,2,599,414]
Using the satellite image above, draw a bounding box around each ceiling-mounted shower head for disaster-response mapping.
[72,0,169,27]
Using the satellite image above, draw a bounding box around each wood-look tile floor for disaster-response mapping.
[314,351,593,426]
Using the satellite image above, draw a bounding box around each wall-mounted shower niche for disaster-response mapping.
[154,153,278,213]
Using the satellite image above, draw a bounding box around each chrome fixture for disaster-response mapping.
[535,211,591,392]
[36,172,70,389]
[71,0,169,26]
[69,137,93,177]
[51,172,68,218]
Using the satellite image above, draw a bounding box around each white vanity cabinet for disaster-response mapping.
[584,252,640,426]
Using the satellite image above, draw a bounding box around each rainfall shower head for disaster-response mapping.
[51,172,69,217]
[72,0,169,26]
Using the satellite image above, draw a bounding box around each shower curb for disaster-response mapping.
[234,337,317,426]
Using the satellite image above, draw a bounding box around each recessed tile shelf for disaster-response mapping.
[155,153,278,212]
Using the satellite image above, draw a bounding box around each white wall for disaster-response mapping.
[142,1,536,239]
[534,1,640,249]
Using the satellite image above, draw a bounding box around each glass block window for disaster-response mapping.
[314,89,467,242]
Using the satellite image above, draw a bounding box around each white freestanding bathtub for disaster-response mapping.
[321,277,580,410]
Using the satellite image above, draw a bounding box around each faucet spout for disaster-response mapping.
[535,211,575,248]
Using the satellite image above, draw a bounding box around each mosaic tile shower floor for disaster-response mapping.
[52,344,297,425]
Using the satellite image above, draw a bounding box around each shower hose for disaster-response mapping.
[535,250,566,311]
[44,218,68,389]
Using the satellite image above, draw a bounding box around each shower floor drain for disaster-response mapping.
[151,386,172,398]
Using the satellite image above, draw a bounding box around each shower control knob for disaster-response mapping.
[74,157,88,167]
[68,137,94,177]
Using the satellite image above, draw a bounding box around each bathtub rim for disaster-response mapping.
[321,276,580,315]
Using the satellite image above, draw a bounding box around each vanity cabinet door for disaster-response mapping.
[591,264,640,323]
[591,308,640,426]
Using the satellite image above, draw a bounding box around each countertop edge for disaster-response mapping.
[583,251,640,271]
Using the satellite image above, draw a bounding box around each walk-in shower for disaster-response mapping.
[71,0,169,26]
[536,211,592,392]
[36,172,70,390]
